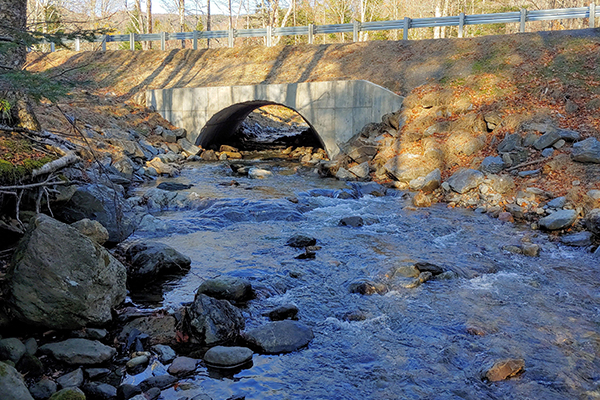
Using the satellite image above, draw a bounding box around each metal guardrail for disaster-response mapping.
[50,3,598,52]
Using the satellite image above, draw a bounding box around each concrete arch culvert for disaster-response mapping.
[147,80,404,158]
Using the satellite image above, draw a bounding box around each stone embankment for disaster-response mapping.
[321,86,600,254]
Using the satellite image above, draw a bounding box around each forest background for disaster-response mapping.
[26,0,596,52]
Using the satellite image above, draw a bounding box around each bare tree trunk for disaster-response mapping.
[0,0,27,70]
[179,0,185,48]
[145,0,152,49]
[206,0,211,47]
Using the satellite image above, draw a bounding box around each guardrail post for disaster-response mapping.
[403,17,410,40]
[101,36,106,51]
[458,13,465,38]
[590,3,596,28]
[520,8,527,32]
[353,20,359,42]
[266,25,272,47]
[75,37,80,51]
[130,32,135,50]
[50,42,55,52]
[193,30,198,50]
[308,24,314,44]
[161,32,166,51]
[228,28,234,48]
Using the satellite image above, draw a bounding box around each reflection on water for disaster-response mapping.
[129,161,600,400]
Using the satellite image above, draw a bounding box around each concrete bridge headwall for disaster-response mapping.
[147,80,404,158]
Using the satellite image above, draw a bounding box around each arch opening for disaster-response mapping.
[195,101,325,154]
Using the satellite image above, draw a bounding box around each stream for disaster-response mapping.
[128,159,600,400]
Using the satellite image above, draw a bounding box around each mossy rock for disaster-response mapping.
[49,387,86,400]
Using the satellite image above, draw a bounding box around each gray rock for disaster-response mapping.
[167,356,197,375]
[125,242,191,283]
[49,388,85,400]
[151,345,176,364]
[286,235,316,248]
[243,320,314,355]
[30,378,57,400]
[498,134,522,152]
[487,174,515,194]
[0,361,34,400]
[267,305,299,321]
[138,375,178,392]
[116,384,141,400]
[572,137,600,163]
[414,262,444,276]
[541,148,554,157]
[553,139,566,149]
[71,219,109,245]
[523,132,539,147]
[8,215,127,329]
[82,328,108,341]
[201,150,218,161]
[447,169,484,194]
[187,294,245,346]
[39,339,116,365]
[81,382,117,400]
[518,169,540,177]
[196,277,254,303]
[348,162,370,180]
[339,216,364,227]
[204,346,253,369]
[384,149,444,183]
[56,184,136,244]
[557,128,580,141]
[57,368,84,389]
[177,138,201,156]
[85,368,110,380]
[539,209,578,230]
[156,182,192,191]
[586,209,600,235]
[143,387,160,400]
[480,156,505,174]
[119,316,178,346]
[24,338,37,356]
[533,130,561,150]
[408,168,441,193]
[248,168,272,179]
[126,355,148,371]
[0,338,26,364]
[506,204,525,219]
[547,196,566,209]
[560,231,593,247]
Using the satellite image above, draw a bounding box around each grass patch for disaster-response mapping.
[0,135,56,183]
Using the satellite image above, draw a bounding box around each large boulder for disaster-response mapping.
[125,242,191,284]
[56,184,137,244]
[8,215,127,329]
[187,294,245,346]
[446,169,484,194]
[384,149,443,183]
[243,320,314,354]
[0,361,34,400]
[572,137,600,163]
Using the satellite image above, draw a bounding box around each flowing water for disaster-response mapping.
[128,160,600,400]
